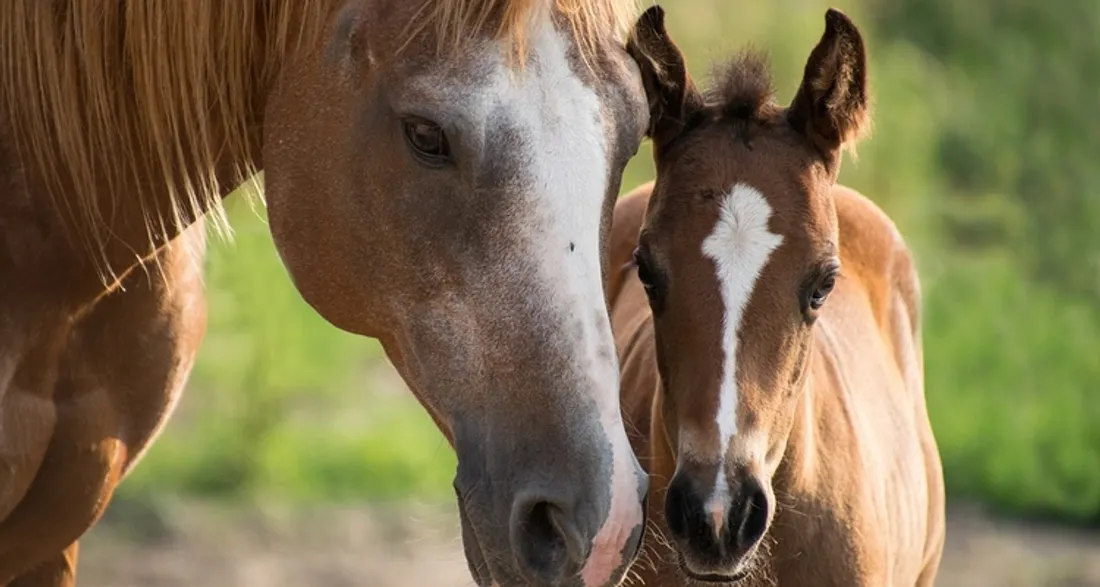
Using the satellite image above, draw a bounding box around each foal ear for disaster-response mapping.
[788,8,870,158]
[626,5,703,150]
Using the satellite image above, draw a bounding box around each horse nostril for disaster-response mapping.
[663,474,694,540]
[511,497,585,586]
[734,482,770,551]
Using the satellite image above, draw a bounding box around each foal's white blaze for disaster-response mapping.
[476,15,642,586]
[701,183,784,517]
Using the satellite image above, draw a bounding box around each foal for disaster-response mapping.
[611,7,946,586]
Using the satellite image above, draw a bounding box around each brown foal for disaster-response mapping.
[610,7,946,586]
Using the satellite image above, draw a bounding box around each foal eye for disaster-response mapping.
[632,248,658,292]
[631,247,666,314]
[402,117,451,164]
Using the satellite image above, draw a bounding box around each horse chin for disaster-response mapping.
[676,551,757,586]
[456,496,494,587]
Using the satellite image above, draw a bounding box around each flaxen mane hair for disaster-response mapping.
[406,0,640,68]
[0,0,637,282]
[0,1,333,280]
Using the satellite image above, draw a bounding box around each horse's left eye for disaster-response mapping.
[402,117,450,164]
[808,273,837,311]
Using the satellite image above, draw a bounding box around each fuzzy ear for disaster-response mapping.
[788,8,870,159]
[626,5,703,151]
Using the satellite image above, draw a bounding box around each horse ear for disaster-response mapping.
[788,8,870,159]
[626,5,703,151]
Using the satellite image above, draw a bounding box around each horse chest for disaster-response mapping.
[800,333,933,585]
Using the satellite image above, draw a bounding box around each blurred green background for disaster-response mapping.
[120,0,1100,528]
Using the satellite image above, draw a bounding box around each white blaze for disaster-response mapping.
[435,13,644,587]
[701,183,784,513]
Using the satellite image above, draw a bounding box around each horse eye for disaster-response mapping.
[808,273,837,311]
[632,248,657,291]
[402,117,450,163]
[632,247,666,316]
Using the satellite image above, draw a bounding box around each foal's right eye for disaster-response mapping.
[631,247,665,312]
[632,248,655,290]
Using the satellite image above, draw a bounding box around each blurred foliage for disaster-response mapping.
[119,194,457,504]
[123,0,1100,525]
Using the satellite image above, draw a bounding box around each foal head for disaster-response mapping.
[262,1,649,586]
[626,7,870,582]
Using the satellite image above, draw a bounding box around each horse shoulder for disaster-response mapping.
[608,182,658,460]
[616,310,658,463]
[832,184,921,379]
[0,225,207,582]
[830,184,945,582]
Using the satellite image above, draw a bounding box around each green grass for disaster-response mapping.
[118,197,457,505]
[922,255,1100,522]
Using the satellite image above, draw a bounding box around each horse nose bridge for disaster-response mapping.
[527,285,620,399]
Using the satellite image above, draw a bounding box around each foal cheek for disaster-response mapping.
[757,390,804,475]
[763,433,791,475]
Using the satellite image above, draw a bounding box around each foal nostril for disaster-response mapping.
[511,497,586,586]
[663,474,695,541]
[733,482,770,552]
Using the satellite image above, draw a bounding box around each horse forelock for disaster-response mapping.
[0,0,336,282]
[405,0,639,68]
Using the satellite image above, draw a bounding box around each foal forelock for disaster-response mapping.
[698,183,783,496]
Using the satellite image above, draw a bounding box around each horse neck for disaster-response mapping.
[772,336,835,497]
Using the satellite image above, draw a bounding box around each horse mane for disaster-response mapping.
[408,0,640,67]
[0,0,637,282]
[0,1,333,279]
[705,49,777,124]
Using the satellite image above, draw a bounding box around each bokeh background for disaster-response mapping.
[81,0,1100,585]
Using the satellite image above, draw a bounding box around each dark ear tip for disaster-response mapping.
[824,8,858,36]
[639,4,666,31]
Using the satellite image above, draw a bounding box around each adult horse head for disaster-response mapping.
[264,1,654,586]
[0,1,649,586]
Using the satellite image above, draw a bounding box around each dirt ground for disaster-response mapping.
[77,499,1100,587]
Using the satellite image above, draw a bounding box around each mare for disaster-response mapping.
[0,1,654,586]
[608,7,946,586]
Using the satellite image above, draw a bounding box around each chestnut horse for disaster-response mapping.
[609,7,946,586]
[0,1,653,586]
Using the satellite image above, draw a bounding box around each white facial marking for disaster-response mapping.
[514,22,643,587]
[425,13,641,587]
[701,183,784,512]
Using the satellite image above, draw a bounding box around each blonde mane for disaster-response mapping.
[0,1,334,279]
[408,0,640,67]
[0,0,638,282]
